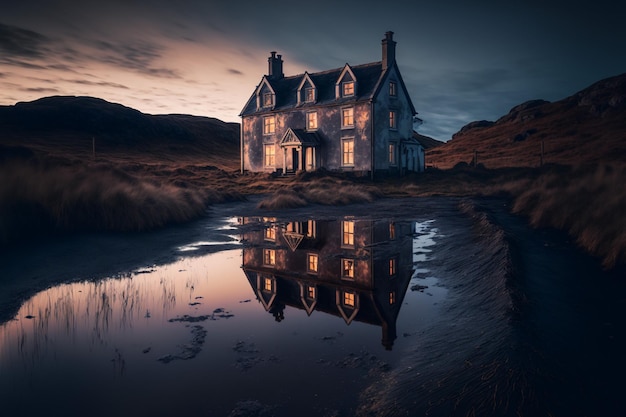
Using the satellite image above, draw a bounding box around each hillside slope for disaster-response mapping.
[0,96,240,167]
[427,73,626,168]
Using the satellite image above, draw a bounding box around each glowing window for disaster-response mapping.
[341,139,354,166]
[389,291,396,304]
[389,142,396,165]
[307,111,318,130]
[263,249,276,266]
[389,110,397,130]
[307,285,316,299]
[342,107,354,128]
[307,253,318,273]
[342,258,355,279]
[263,116,275,135]
[342,220,354,246]
[389,222,396,240]
[264,226,276,241]
[343,291,355,307]
[264,277,273,292]
[343,81,355,97]
[264,144,275,167]
[389,258,397,276]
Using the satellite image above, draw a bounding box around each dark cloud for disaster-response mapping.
[0,23,49,58]
[227,68,244,76]
[65,78,130,89]
[21,87,59,93]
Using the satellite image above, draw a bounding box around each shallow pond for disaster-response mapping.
[0,198,624,417]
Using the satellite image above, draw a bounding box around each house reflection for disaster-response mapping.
[240,217,414,350]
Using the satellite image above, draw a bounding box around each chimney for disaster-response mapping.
[268,51,284,79]
[382,31,396,71]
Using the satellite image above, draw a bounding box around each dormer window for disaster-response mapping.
[342,81,355,97]
[305,87,315,103]
[263,92,274,107]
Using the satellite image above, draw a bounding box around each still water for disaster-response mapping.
[0,198,624,417]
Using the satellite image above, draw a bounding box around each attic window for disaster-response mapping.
[305,87,315,103]
[389,81,397,97]
[342,81,355,97]
[263,92,274,107]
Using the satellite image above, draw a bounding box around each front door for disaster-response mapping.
[292,148,299,172]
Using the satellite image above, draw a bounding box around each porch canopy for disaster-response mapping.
[279,128,320,173]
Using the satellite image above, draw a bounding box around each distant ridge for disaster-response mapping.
[427,73,626,168]
[0,96,240,161]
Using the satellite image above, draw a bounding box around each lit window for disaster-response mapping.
[263,277,273,292]
[264,226,276,241]
[264,144,275,167]
[389,222,396,240]
[307,111,318,130]
[342,220,354,246]
[342,107,354,128]
[263,92,274,107]
[263,249,276,266]
[389,81,397,97]
[389,110,397,130]
[389,142,396,165]
[389,291,396,304]
[307,286,316,299]
[307,253,318,273]
[305,87,315,102]
[342,258,354,279]
[389,258,397,276]
[342,81,355,97]
[341,139,354,166]
[306,220,317,238]
[343,291,355,307]
[263,116,275,135]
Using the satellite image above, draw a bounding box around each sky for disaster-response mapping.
[1,0,625,140]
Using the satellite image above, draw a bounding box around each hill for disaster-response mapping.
[426,73,626,168]
[412,131,444,150]
[0,96,240,168]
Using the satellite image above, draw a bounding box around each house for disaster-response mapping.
[240,216,415,350]
[239,32,424,178]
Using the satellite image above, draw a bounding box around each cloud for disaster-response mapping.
[227,68,244,75]
[64,78,130,89]
[0,22,49,58]
[21,87,59,93]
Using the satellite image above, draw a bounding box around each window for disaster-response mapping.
[342,220,354,246]
[342,259,355,279]
[263,92,274,107]
[389,110,397,130]
[264,226,276,241]
[263,116,275,135]
[264,144,275,167]
[307,253,318,273]
[389,258,397,276]
[389,291,396,305]
[263,277,274,292]
[389,222,396,240]
[306,111,318,130]
[306,220,317,238]
[343,291,355,307]
[389,81,397,97]
[263,249,276,266]
[342,107,354,128]
[307,285,316,299]
[305,87,315,102]
[341,139,354,166]
[342,81,355,97]
[389,142,396,165]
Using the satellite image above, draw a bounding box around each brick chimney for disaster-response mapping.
[268,51,284,79]
[382,31,396,71]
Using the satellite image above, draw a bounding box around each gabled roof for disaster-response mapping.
[240,61,385,116]
[280,128,320,147]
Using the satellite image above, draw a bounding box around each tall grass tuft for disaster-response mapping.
[0,160,216,244]
[509,164,626,268]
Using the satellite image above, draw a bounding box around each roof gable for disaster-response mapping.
[296,72,317,105]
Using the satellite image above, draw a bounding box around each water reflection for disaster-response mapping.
[240,217,416,350]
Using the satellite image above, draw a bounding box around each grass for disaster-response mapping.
[1,144,623,269]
